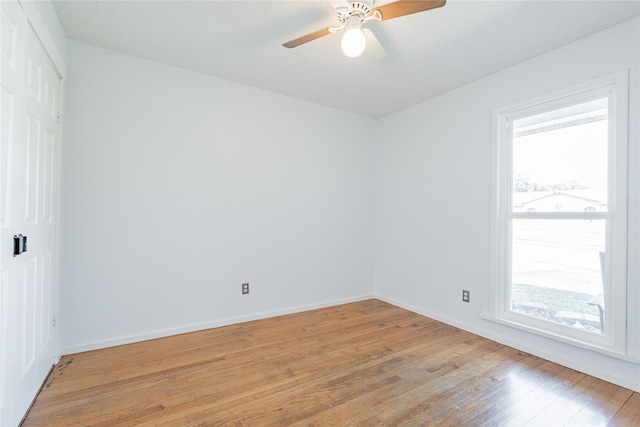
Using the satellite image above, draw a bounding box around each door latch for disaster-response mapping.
[13,234,27,257]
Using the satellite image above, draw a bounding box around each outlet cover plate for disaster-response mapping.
[462,290,470,302]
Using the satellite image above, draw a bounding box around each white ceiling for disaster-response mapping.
[52,0,640,118]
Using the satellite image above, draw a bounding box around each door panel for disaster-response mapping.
[0,271,8,419]
[0,86,14,226]
[38,252,52,350]
[25,113,39,223]
[21,257,37,374]
[40,131,54,223]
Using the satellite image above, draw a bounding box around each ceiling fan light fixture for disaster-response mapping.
[341,16,366,58]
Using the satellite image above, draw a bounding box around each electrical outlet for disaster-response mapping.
[242,283,249,295]
[462,290,470,303]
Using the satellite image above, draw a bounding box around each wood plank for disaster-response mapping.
[22,299,640,426]
[610,392,640,426]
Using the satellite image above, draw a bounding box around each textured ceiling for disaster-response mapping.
[52,0,640,118]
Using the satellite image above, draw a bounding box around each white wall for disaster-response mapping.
[60,41,376,353]
[375,18,640,391]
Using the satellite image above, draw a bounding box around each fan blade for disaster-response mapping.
[283,28,332,48]
[375,0,446,21]
[363,29,387,60]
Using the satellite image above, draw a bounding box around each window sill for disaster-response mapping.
[481,312,639,364]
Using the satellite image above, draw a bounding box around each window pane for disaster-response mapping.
[511,219,605,334]
[512,98,608,213]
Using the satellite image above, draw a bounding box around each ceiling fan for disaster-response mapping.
[283,0,446,59]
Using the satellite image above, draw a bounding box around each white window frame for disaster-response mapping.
[489,71,629,357]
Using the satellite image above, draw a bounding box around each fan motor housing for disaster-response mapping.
[351,2,372,15]
[337,2,373,23]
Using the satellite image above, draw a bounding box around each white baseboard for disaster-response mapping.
[60,294,376,355]
[375,294,640,392]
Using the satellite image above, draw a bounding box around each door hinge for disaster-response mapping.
[52,315,56,327]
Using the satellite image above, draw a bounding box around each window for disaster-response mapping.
[490,72,628,355]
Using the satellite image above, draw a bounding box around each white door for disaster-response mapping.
[1,1,61,425]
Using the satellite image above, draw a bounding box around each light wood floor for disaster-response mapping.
[23,299,639,426]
